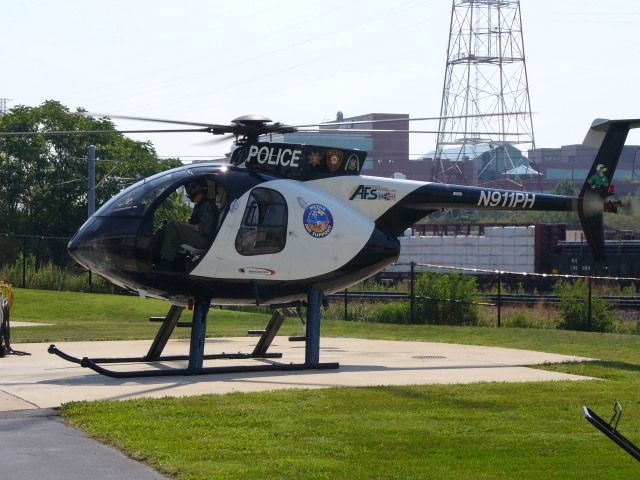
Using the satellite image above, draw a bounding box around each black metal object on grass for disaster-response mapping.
[583,402,640,462]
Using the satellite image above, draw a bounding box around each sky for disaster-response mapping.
[3,0,640,161]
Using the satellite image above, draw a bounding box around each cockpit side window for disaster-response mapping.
[153,189,191,230]
[235,188,287,256]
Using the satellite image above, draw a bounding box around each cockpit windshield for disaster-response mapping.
[96,171,187,217]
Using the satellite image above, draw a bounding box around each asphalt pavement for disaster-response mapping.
[0,408,166,480]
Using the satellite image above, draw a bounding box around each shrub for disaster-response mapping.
[323,301,409,324]
[367,302,410,324]
[554,279,616,332]
[414,272,480,325]
[0,255,116,293]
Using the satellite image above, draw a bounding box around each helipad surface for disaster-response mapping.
[0,337,593,411]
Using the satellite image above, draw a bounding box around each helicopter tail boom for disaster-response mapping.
[370,117,640,263]
[577,118,640,262]
[372,181,575,236]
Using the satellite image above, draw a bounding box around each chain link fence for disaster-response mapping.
[0,234,112,293]
[2,234,640,332]
[328,262,640,332]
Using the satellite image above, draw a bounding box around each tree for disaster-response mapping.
[0,100,181,265]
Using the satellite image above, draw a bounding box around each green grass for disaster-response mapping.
[12,289,640,365]
[62,371,640,480]
[9,288,273,343]
[9,289,640,479]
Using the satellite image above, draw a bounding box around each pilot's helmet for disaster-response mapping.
[185,179,208,201]
[596,164,608,173]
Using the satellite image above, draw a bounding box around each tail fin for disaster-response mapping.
[578,119,640,262]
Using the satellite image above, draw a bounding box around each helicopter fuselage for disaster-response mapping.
[67,155,579,307]
[67,162,405,305]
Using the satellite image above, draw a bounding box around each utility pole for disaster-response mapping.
[87,145,96,292]
[88,145,96,217]
[433,1,536,186]
[0,98,11,115]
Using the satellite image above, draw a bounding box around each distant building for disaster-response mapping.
[527,144,640,193]
[271,112,640,193]
[270,112,411,176]
[419,143,531,186]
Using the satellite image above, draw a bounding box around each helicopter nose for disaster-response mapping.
[68,221,97,270]
[67,215,148,281]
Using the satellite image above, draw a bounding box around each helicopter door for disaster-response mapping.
[235,188,288,256]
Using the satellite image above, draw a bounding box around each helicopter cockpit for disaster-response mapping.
[68,164,241,291]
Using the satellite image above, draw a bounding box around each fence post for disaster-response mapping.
[22,235,27,289]
[410,262,416,324]
[343,288,348,321]
[497,271,502,328]
[587,276,592,331]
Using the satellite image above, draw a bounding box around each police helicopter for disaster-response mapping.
[2,113,638,377]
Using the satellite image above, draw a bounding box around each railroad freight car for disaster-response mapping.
[385,223,566,275]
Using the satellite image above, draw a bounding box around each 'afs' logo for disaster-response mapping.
[349,185,396,201]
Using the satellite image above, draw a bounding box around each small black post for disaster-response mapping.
[88,270,93,293]
[587,276,593,331]
[343,288,348,321]
[306,288,322,367]
[497,271,502,328]
[188,297,210,371]
[410,262,416,324]
[22,235,27,289]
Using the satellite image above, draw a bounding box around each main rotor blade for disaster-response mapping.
[297,128,526,136]
[0,128,211,137]
[292,111,533,128]
[80,112,231,130]
[194,133,236,146]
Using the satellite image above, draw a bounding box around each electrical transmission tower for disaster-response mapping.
[433,0,536,186]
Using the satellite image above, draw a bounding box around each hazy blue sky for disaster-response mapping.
[3,0,640,160]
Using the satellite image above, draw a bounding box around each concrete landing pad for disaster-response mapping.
[11,321,52,327]
[0,337,593,411]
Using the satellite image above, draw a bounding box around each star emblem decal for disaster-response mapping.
[308,151,322,167]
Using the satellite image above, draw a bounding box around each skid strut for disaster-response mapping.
[48,289,339,378]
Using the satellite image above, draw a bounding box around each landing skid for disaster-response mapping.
[48,289,339,378]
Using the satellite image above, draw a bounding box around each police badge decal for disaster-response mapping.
[345,153,360,172]
[303,204,334,238]
[326,149,344,172]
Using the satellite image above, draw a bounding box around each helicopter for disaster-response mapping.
[2,113,638,377]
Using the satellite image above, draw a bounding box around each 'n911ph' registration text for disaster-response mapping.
[477,190,536,208]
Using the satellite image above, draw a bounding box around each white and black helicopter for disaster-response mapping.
[2,113,638,377]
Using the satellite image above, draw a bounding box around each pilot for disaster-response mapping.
[156,179,219,270]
